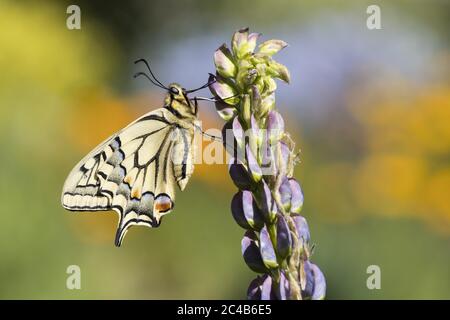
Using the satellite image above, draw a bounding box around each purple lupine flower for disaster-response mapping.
[241,231,268,273]
[289,179,304,214]
[260,274,274,300]
[245,145,263,183]
[276,271,291,300]
[259,225,278,269]
[276,214,292,260]
[228,159,253,190]
[231,190,264,230]
[247,275,263,300]
[210,28,326,300]
[267,110,285,144]
[255,181,277,223]
[301,261,326,300]
[311,263,327,300]
[279,178,293,212]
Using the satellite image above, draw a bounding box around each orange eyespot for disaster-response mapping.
[155,201,172,213]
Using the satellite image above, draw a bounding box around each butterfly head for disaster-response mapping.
[133,59,215,118]
[167,83,186,101]
[165,83,197,118]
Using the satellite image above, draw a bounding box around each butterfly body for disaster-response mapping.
[62,83,198,246]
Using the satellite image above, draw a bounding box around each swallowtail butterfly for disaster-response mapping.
[61,59,218,246]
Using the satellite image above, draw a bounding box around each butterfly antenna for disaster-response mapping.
[133,72,167,90]
[186,77,217,93]
[134,58,168,89]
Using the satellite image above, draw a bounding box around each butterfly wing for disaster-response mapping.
[62,108,195,246]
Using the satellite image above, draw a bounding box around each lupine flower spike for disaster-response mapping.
[210,28,326,300]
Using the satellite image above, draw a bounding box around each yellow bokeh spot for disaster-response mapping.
[353,154,426,217]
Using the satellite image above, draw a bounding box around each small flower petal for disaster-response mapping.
[250,85,262,115]
[289,179,304,214]
[292,214,310,245]
[259,225,278,269]
[258,39,288,56]
[276,214,292,260]
[275,271,290,300]
[279,178,292,212]
[249,115,262,154]
[232,116,245,148]
[242,230,268,273]
[301,261,315,298]
[247,275,264,300]
[255,181,277,222]
[268,60,291,83]
[247,32,261,53]
[236,60,256,88]
[228,158,252,190]
[267,110,285,144]
[232,190,264,230]
[246,144,262,183]
[232,191,251,229]
[241,94,251,124]
[264,77,277,93]
[258,93,275,118]
[215,101,237,121]
[214,44,237,78]
[232,27,250,59]
[311,264,326,300]
[260,274,274,300]
[259,135,277,177]
[209,75,239,105]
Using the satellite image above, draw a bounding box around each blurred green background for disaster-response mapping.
[0,0,449,299]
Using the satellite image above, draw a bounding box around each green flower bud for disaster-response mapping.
[250,85,262,115]
[247,33,261,53]
[254,77,265,96]
[264,77,277,93]
[258,39,288,56]
[247,69,258,86]
[267,60,291,83]
[236,60,257,88]
[248,116,260,164]
[258,93,275,118]
[250,115,262,151]
[214,44,237,78]
[241,94,251,125]
[232,116,245,148]
[232,28,251,59]
[255,63,267,78]
[250,53,270,66]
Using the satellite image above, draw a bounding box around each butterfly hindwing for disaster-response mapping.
[62,108,195,246]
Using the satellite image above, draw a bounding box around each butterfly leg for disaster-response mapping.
[193,124,222,143]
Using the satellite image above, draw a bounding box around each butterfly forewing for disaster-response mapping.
[62,107,195,246]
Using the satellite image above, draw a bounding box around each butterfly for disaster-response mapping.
[61,59,219,246]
